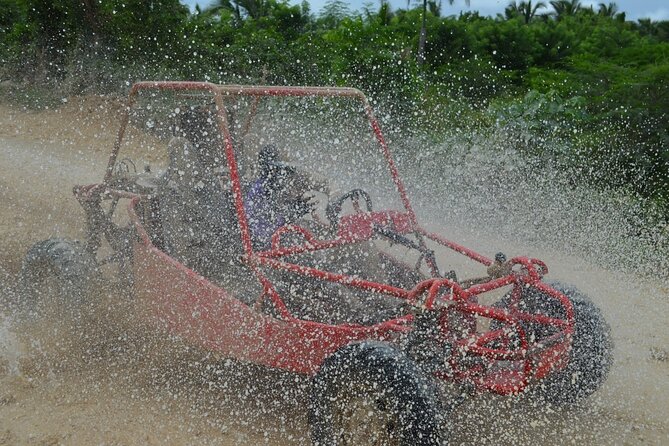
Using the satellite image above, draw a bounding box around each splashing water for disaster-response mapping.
[0,266,22,376]
[397,127,669,283]
[0,90,668,445]
[0,314,22,376]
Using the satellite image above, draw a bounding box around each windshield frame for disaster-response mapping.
[105,81,418,257]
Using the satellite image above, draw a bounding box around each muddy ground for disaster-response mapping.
[0,96,668,445]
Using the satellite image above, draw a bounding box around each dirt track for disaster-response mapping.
[1,98,668,445]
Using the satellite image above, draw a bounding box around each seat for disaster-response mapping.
[157,136,261,303]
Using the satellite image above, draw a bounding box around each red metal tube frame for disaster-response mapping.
[105,82,420,260]
[98,82,577,394]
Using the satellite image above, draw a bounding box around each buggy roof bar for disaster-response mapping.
[108,81,416,257]
[129,81,368,100]
[105,81,498,268]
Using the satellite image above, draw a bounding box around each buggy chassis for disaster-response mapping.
[70,81,576,397]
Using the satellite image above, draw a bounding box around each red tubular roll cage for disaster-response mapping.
[98,81,574,394]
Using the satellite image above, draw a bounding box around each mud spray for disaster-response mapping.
[0,98,668,445]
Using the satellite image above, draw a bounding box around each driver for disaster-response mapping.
[244,145,320,250]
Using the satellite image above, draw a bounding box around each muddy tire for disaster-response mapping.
[494,281,613,405]
[16,238,98,319]
[309,342,448,446]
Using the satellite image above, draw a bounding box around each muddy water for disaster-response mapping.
[1,100,668,445]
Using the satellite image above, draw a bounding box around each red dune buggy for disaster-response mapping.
[19,82,612,445]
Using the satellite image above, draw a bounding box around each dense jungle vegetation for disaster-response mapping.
[1,0,668,221]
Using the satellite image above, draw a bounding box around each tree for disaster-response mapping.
[636,18,658,38]
[427,0,441,16]
[204,0,240,21]
[101,0,189,61]
[597,2,617,18]
[657,21,669,42]
[378,0,394,26]
[318,0,350,28]
[550,0,581,20]
[505,1,522,20]
[521,1,546,23]
[0,0,27,34]
[418,0,470,65]
[205,0,270,21]
[26,0,93,51]
[505,1,546,24]
[80,0,102,34]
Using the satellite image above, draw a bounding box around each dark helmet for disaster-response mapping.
[177,108,199,138]
[259,145,295,179]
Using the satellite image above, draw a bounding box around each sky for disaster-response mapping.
[182,0,669,22]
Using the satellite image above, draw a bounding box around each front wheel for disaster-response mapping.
[309,342,448,446]
[493,281,613,405]
[529,282,613,405]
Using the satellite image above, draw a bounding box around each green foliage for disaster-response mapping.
[0,0,26,34]
[505,1,547,24]
[550,0,583,20]
[100,0,189,62]
[318,0,351,29]
[1,0,668,208]
[425,17,476,64]
[25,0,89,50]
[475,17,541,71]
[492,89,586,131]
[529,18,577,65]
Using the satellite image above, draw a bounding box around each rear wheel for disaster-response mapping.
[309,342,447,446]
[17,238,98,320]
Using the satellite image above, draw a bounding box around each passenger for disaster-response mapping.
[244,145,317,250]
[160,109,252,295]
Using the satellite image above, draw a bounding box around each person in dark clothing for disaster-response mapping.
[244,145,317,250]
[243,147,407,324]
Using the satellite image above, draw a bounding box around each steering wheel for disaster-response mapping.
[325,188,373,230]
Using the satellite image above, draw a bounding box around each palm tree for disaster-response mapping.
[360,1,392,25]
[378,0,394,26]
[205,0,269,21]
[505,1,546,23]
[550,0,581,20]
[505,1,522,19]
[522,1,546,23]
[319,0,350,27]
[317,0,351,28]
[524,1,546,23]
[80,0,101,34]
[427,0,442,16]
[597,2,618,17]
[637,18,659,38]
